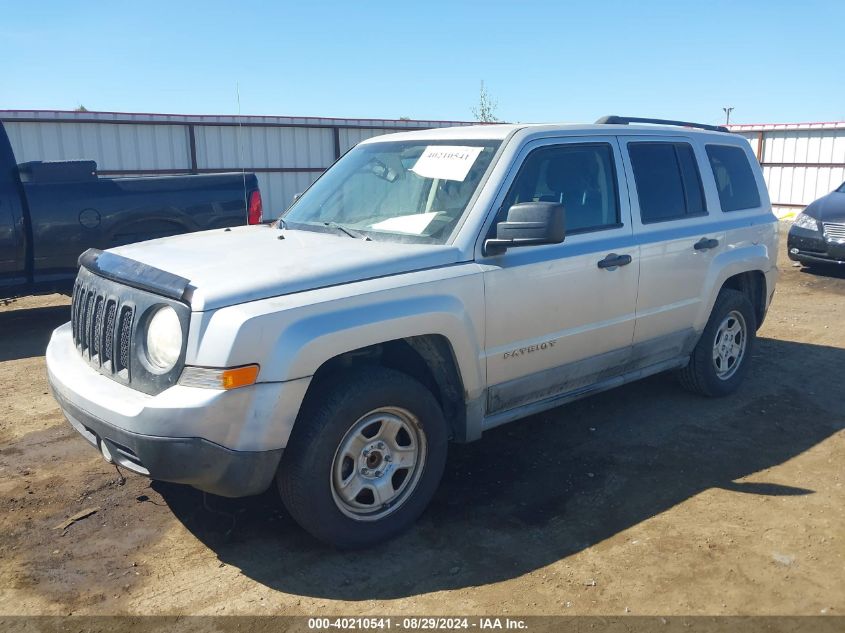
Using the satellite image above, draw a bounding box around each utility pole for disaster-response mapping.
[723,107,734,126]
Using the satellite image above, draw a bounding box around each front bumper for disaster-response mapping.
[53,386,282,497]
[47,322,311,497]
[787,225,845,264]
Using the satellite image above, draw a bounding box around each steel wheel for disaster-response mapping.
[712,310,747,380]
[330,406,427,521]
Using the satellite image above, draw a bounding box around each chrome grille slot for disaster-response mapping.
[76,289,85,348]
[71,283,83,343]
[823,222,845,241]
[91,296,104,359]
[82,290,94,353]
[102,300,117,366]
[117,306,134,374]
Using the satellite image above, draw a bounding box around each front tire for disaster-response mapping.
[277,367,448,548]
[677,288,757,397]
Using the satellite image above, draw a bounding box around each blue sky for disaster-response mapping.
[1,0,843,125]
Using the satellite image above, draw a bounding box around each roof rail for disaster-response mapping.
[595,115,729,133]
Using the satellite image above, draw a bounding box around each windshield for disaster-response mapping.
[282,139,501,244]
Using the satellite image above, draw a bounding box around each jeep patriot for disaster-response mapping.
[47,116,778,547]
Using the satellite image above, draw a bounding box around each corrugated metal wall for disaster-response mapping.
[4,121,193,171]
[0,110,472,219]
[730,122,845,219]
[5,111,842,222]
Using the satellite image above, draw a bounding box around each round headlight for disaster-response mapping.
[145,306,182,371]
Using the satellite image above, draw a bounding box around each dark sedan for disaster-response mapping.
[788,183,845,266]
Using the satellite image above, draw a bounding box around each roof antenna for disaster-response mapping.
[236,82,248,221]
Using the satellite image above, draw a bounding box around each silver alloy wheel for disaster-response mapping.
[712,310,747,380]
[330,406,427,521]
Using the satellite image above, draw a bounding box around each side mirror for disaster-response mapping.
[484,202,566,256]
[291,192,303,206]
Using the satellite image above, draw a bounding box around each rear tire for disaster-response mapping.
[277,367,448,548]
[677,288,757,397]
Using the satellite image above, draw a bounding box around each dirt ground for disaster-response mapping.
[1,229,843,617]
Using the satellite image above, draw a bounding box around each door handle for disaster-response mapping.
[694,237,719,250]
[597,253,633,270]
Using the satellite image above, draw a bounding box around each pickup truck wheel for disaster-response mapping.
[677,288,757,397]
[277,367,448,548]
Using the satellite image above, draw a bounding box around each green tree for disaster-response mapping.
[471,81,499,123]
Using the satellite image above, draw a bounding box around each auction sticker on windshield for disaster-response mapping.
[372,211,438,234]
[411,146,483,181]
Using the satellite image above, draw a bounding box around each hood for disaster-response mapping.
[109,225,463,311]
[804,191,845,222]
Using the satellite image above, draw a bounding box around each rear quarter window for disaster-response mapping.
[705,145,762,211]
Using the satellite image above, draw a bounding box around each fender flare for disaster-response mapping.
[695,244,771,332]
[256,294,486,401]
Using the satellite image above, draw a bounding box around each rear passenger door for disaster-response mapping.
[620,136,725,364]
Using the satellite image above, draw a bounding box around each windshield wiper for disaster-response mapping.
[324,222,370,240]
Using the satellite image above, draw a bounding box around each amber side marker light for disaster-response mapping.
[221,365,260,389]
[178,365,260,390]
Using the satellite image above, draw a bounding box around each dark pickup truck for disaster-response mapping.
[0,120,262,299]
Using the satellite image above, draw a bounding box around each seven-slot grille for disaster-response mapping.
[823,222,845,242]
[69,261,189,395]
[71,280,134,377]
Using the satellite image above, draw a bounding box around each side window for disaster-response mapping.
[628,142,707,223]
[502,143,620,234]
[705,145,762,211]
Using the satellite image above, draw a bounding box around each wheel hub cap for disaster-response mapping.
[712,310,747,380]
[364,448,383,471]
[331,407,427,521]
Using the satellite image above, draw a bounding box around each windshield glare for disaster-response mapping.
[282,140,501,244]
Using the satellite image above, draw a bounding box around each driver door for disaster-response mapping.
[480,137,639,418]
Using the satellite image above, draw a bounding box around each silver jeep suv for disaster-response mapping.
[47,116,778,547]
